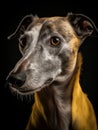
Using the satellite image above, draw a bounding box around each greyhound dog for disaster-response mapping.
[6,13,98,130]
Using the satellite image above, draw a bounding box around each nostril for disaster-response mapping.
[7,73,26,87]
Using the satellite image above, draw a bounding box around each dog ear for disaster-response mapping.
[67,12,98,40]
[7,14,39,40]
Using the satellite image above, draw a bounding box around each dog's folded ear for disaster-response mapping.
[67,12,98,40]
[7,14,39,40]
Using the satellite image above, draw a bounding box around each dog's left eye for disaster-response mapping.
[50,36,61,46]
[19,35,27,49]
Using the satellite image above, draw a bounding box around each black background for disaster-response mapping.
[0,0,98,130]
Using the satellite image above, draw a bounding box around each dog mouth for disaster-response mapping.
[9,84,43,95]
[8,78,54,96]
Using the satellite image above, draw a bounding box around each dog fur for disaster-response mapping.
[7,13,98,130]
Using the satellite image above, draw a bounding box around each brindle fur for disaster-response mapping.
[6,13,98,130]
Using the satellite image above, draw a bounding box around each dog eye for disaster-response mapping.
[19,35,27,49]
[50,36,61,46]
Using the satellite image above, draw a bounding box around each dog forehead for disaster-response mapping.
[40,17,74,32]
[38,17,76,42]
[29,16,74,34]
[27,16,77,43]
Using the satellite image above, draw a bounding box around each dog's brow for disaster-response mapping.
[39,20,74,43]
[39,21,61,40]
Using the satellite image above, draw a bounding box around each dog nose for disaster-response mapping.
[7,72,26,87]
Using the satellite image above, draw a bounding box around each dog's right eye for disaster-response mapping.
[50,36,61,47]
[19,36,27,49]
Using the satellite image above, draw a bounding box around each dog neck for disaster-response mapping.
[29,53,82,130]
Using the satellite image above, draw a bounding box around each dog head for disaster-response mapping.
[6,13,98,96]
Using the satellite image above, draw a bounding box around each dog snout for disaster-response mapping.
[7,72,26,87]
